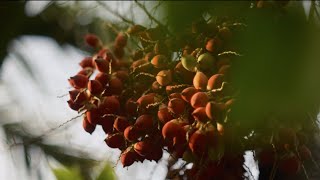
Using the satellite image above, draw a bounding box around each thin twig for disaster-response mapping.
[9,113,85,148]
[134,0,172,36]
[96,1,135,25]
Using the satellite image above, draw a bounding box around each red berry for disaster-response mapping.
[94,58,109,73]
[168,98,186,116]
[105,133,125,149]
[88,80,104,96]
[113,70,129,82]
[205,102,226,121]
[124,126,141,142]
[82,116,96,134]
[121,149,137,167]
[157,108,174,124]
[79,57,94,68]
[156,70,172,86]
[86,108,101,125]
[162,119,184,140]
[192,107,208,122]
[114,116,130,132]
[95,72,110,86]
[134,140,153,156]
[135,114,154,131]
[190,92,209,108]
[278,155,301,175]
[68,74,88,89]
[181,87,198,102]
[99,114,115,134]
[115,32,128,48]
[85,34,101,48]
[125,99,138,116]
[193,71,208,90]
[68,89,88,104]
[205,37,222,53]
[151,55,168,68]
[100,96,120,113]
[207,74,224,90]
[189,130,208,156]
[109,77,123,95]
[67,100,82,111]
[77,68,93,77]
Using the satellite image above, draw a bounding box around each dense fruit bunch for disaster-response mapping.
[67,4,316,179]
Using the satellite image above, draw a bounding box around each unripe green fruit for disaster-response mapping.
[181,55,197,72]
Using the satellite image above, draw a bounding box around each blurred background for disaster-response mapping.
[0,1,319,180]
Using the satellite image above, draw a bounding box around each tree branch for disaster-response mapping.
[134,0,172,36]
[96,1,135,25]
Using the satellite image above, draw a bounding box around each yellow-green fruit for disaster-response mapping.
[181,55,197,72]
[197,53,215,71]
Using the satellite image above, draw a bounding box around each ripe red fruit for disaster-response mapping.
[145,145,163,162]
[99,114,115,134]
[168,98,186,116]
[109,77,123,95]
[190,92,209,108]
[169,93,182,100]
[151,55,168,68]
[158,108,174,124]
[95,72,110,86]
[113,70,129,82]
[156,70,172,86]
[83,116,96,134]
[86,108,101,125]
[181,87,198,102]
[67,100,82,111]
[94,58,109,73]
[205,37,222,53]
[79,57,94,68]
[105,133,125,149]
[189,130,208,156]
[77,67,93,77]
[258,147,275,168]
[134,140,153,156]
[193,71,208,90]
[114,116,130,132]
[207,74,224,90]
[192,107,208,122]
[88,80,104,96]
[100,96,120,113]
[205,102,226,120]
[135,114,154,131]
[151,81,162,92]
[69,89,88,104]
[85,34,101,48]
[278,155,301,175]
[121,149,137,167]
[115,32,128,48]
[124,126,141,142]
[162,119,184,140]
[137,94,156,110]
[125,99,138,116]
[68,74,88,89]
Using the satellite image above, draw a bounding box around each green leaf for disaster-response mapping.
[52,166,83,180]
[96,163,116,180]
